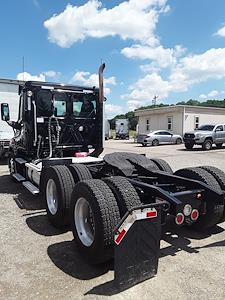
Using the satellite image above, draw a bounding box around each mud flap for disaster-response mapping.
[114,202,167,290]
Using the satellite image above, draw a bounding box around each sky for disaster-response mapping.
[1,0,225,118]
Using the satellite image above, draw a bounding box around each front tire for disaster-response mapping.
[44,165,75,228]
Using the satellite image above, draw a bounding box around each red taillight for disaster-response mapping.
[175,213,185,225]
[191,209,199,221]
[146,211,157,218]
[74,152,88,157]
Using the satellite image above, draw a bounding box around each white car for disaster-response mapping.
[137,130,183,146]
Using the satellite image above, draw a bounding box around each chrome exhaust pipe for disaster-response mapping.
[98,63,105,103]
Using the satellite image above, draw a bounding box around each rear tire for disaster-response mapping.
[104,176,142,217]
[43,165,75,228]
[199,166,225,223]
[176,138,182,144]
[202,139,212,151]
[174,167,224,229]
[216,143,223,149]
[152,139,159,146]
[68,164,92,182]
[70,179,120,264]
[150,158,173,174]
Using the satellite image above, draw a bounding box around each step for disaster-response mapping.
[12,173,25,182]
[15,158,27,164]
[22,181,40,195]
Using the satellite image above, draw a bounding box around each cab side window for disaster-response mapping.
[215,125,223,131]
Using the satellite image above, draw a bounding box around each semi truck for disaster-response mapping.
[115,118,129,139]
[1,64,225,289]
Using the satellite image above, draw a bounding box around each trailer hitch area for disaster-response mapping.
[113,202,168,291]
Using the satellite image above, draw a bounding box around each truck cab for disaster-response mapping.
[1,81,104,160]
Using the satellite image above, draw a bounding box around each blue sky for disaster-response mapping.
[1,0,225,117]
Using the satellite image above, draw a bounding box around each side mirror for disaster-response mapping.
[1,103,10,121]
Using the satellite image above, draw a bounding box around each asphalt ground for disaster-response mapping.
[0,140,225,299]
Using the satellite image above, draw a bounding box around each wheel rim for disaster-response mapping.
[46,179,58,215]
[205,142,211,150]
[74,197,95,247]
[153,140,158,146]
[177,139,182,144]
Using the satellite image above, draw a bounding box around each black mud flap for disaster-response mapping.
[114,202,167,290]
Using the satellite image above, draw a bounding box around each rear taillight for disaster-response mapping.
[175,213,185,225]
[191,209,199,221]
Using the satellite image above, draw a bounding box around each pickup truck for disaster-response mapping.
[183,124,225,150]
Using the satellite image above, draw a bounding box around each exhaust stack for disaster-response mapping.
[98,63,105,103]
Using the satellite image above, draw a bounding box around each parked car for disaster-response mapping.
[183,124,225,150]
[137,130,182,146]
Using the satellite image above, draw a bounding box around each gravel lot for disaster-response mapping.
[1,140,225,300]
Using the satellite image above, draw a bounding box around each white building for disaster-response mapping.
[135,105,225,136]
[0,78,23,137]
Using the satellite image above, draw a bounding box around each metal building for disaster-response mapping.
[135,105,225,136]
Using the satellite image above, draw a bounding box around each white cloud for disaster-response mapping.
[199,94,207,100]
[199,90,219,99]
[44,0,168,48]
[215,25,225,37]
[16,72,45,82]
[169,48,225,94]
[105,104,123,118]
[71,70,116,95]
[208,90,219,98]
[123,48,225,109]
[123,72,170,110]
[122,44,186,68]
[43,70,61,78]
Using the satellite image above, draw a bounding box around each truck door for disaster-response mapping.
[214,125,225,143]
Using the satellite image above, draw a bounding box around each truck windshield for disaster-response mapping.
[197,125,215,131]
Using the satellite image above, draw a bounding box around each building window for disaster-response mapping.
[146,119,150,131]
[195,116,199,129]
[167,116,173,131]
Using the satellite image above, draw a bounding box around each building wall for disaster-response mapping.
[184,107,225,133]
[0,82,20,137]
[138,110,183,135]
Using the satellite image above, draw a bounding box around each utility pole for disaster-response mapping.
[152,95,159,107]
